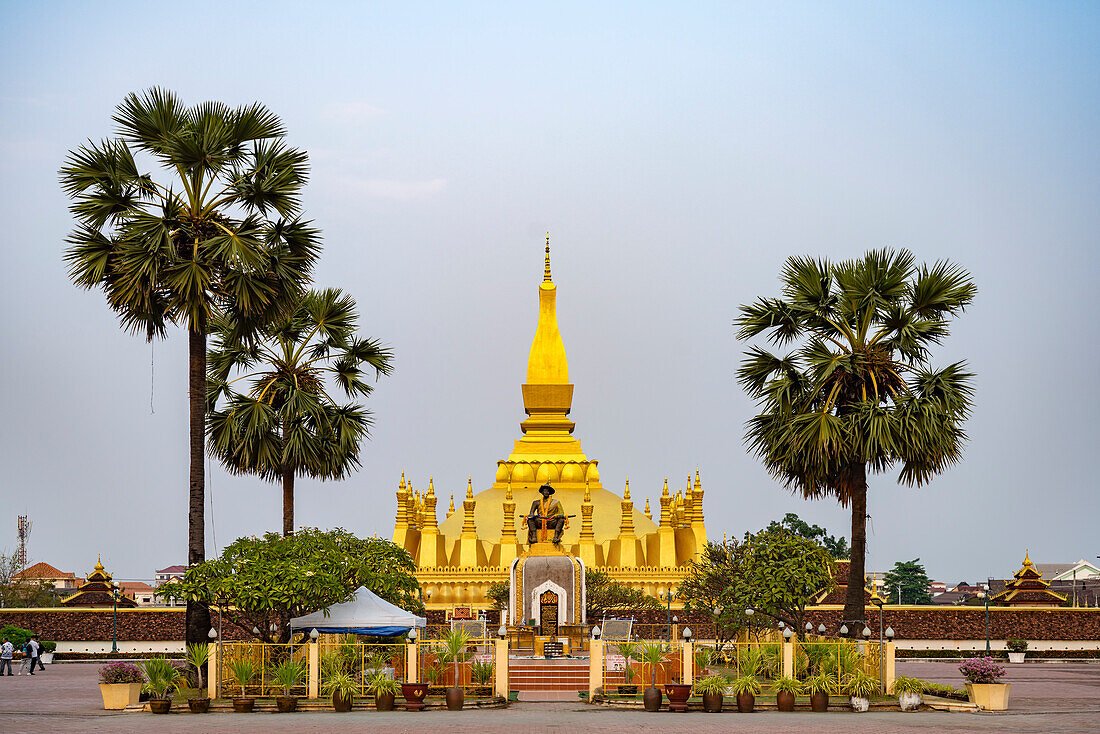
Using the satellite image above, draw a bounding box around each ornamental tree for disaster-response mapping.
[735,249,975,631]
[162,528,422,642]
[883,558,934,604]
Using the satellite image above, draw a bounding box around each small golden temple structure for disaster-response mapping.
[393,237,708,612]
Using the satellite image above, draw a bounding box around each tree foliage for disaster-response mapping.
[207,288,393,535]
[883,558,933,605]
[735,249,975,628]
[767,513,849,559]
[586,569,661,620]
[161,528,422,642]
[680,527,835,639]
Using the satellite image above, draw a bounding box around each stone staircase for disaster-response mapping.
[508,657,590,701]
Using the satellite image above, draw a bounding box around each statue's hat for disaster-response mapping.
[538,482,555,496]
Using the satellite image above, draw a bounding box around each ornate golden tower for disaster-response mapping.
[393,236,707,610]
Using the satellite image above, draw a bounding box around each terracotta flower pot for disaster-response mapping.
[333,692,353,712]
[445,686,465,710]
[232,697,254,713]
[187,697,210,714]
[149,698,172,714]
[702,691,723,713]
[736,691,755,713]
[376,691,395,710]
[643,686,662,712]
[810,691,829,712]
[665,683,692,713]
[275,696,298,713]
[776,690,795,711]
[401,682,428,711]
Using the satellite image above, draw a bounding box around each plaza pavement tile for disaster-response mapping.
[0,661,1097,732]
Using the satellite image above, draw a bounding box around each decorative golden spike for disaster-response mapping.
[399,471,406,490]
[624,478,631,500]
[427,476,435,497]
[662,478,669,497]
[543,231,552,282]
[643,497,652,519]
[466,476,474,499]
[448,492,455,515]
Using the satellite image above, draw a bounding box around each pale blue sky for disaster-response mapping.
[1,1,1097,586]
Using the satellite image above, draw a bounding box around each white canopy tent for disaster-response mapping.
[289,586,427,637]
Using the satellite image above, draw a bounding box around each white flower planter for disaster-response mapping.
[40,652,54,665]
[849,695,870,712]
[899,691,921,711]
[1007,652,1026,664]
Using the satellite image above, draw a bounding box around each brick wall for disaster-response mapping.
[0,608,249,642]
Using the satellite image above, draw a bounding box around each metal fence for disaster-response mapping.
[601,640,683,694]
[217,642,309,698]
[417,637,497,696]
[692,638,883,692]
[317,636,406,696]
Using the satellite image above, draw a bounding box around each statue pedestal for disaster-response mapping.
[509,543,585,635]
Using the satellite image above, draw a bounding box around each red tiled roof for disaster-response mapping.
[120,582,154,593]
[156,565,187,574]
[13,562,75,580]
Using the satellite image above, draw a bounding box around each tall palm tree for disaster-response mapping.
[207,288,393,535]
[60,88,320,643]
[734,249,975,630]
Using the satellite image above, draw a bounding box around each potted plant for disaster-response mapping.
[141,656,180,714]
[470,660,495,696]
[694,674,728,713]
[1006,639,1028,664]
[39,641,56,665]
[665,678,693,712]
[98,661,144,710]
[772,675,802,711]
[368,669,400,710]
[227,657,257,713]
[614,641,639,694]
[959,656,1010,710]
[804,671,834,712]
[323,670,358,712]
[182,643,211,713]
[272,658,306,712]
[442,628,472,710]
[893,675,924,711]
[843,669,878,712]
[730,673,761,713]
[401,679,428,711]
[638,641,668,712]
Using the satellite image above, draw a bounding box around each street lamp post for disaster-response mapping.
[978,591,991,652]
[659,590,672,642]
[871,595,885,693]
[111,587,120,654]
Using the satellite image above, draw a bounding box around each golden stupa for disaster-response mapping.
[393,236,707,610]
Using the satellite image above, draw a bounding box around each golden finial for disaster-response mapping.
[399,471,406,490]
[448,492,455,515]
[543,231,552,282]
[623,478,631,500]
[505,479,513,501]
[662,478,669,497]
[427,476,435,497]
[583,479,591,503]
[644,497,651,517]
[466,476,474,499]
[1023,549,1032,567]
[694,469,701,488]
[723,532,727,545]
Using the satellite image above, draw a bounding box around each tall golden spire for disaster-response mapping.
[543,231,552,282]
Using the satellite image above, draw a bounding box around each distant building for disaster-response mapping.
[1033,559,1100,582]
[120,581,157,606]
[990,552,1067,607]
[929,581,948,595]
[61,558,137,608]
[13,562,80,592]
[154,565,187,607]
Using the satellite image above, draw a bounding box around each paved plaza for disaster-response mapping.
[0,661,1098,733]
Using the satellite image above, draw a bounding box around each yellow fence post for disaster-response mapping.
[782,639,794,678]
[884,640,896,694]
[407,640,419,682]
[682,640,694,685]
[494,638,509,697]
[207,642,217,699]
[308,640,319,699]
[589,639,603,699]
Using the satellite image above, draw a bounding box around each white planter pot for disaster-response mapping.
[40,652,54,665]
[1007,652,1026,664]
[849,696,870,712]
[899,691,921,711]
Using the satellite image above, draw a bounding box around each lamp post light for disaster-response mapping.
[111,587,120,654]
[839,624,848,636]
[871,595,885,693]
[977,591,991,652]
[818,624,826,635]
[783,627,792,640]
[498,625,507,640]
[672,615,678,642]
[592,625,601,641]
[659,590,672,642]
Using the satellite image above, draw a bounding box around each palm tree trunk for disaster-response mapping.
[842,461,868,636]
[186,314,211,645]
[282,466,294,537]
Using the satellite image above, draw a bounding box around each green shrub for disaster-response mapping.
[803,672,835,695]
[771,675,803,695]
[271,659,306,696]
[1005,639,1028,653]
[843,669,878,699]
[892,675,924,694]
[730,673,762,696]
[693,674,729,696]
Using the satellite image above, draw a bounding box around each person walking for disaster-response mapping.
[26,636,39,675]
[0,638,13,676]
[30,635,45,672]
[18,641,31,675]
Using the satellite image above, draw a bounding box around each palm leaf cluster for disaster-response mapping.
[735,249,975,624]
[207,288,393,535]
